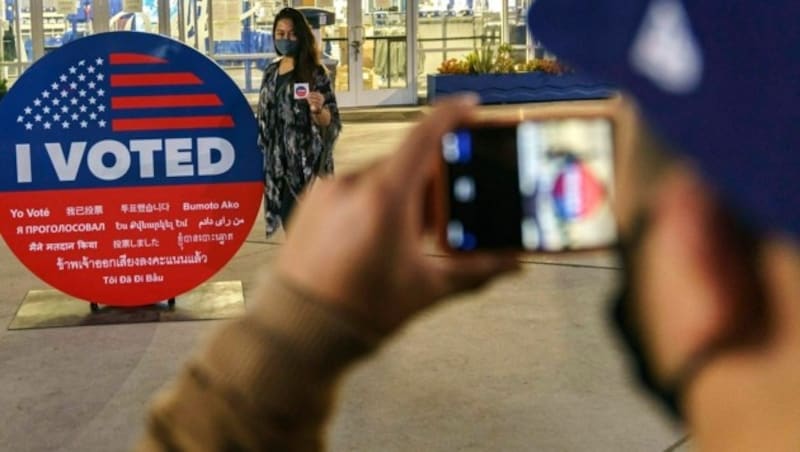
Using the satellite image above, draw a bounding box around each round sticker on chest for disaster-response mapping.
[293,83,309,99]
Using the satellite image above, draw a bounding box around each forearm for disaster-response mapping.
[138,272,380,451]
[312,107,332,127]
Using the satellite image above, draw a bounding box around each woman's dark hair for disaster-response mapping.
[272,7,322,83]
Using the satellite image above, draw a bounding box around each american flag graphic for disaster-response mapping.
[15,53,235,133]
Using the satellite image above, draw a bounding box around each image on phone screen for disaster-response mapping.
[441,118,616,251]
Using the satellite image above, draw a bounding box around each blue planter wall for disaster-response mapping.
[427,72,616,104]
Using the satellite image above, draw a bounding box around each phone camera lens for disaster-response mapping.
[447,221,465,248]
[453,176,476,202]
[442,133,460,163]
[447,221,477,250]
[442,131,472,163]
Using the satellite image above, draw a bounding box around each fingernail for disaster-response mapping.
[457,93,480,106]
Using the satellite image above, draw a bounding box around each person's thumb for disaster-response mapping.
[425,254,520,300]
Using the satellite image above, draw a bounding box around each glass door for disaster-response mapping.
[324,0,416,107]
[1,0,26,86]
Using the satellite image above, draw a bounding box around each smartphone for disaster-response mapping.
[438,116,617,252]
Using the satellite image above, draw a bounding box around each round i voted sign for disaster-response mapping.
[0,32,263,306]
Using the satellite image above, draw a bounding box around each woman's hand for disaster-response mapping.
[307,91,331,126]
[307,91,325,113]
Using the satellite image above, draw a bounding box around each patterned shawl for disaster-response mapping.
[256,58,342,236]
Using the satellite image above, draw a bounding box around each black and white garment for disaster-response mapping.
[256,59,341,236]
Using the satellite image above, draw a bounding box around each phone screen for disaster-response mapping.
[441,118,616,251]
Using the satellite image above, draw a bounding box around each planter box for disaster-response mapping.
[427,72,616,105]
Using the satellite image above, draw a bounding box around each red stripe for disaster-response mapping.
[111,73,203,87]
[111,94,223,109]
[109,53,168,65]
[112,116,235,131]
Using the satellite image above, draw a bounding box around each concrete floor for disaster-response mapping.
[0,114,690,451]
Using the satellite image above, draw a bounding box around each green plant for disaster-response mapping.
[437,58,470,75]
[437,45,571,76]
[493,43,516,74]
[464,44,495,74]
[516,58,571,75]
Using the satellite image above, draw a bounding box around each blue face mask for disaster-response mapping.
[275,39,299,56]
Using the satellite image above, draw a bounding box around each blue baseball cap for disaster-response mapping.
[528,1,799,239]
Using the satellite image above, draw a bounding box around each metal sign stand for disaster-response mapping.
[8,280,246,330]
[89,297,175,312]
